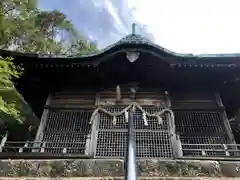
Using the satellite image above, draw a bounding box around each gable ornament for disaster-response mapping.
[126,51,140,63]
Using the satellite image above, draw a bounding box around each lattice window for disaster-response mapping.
[98,106,127,129]
[45,110,91,132]
[42,109,92,154]
[174,110,231,157]
[180,135,227,145]
[96,131,172,158]
[135,131,172,158]
[134,106,168,131]
[96,131,127,157]
[174,111,226,135]
[42,132,87,153]
[181,143,227,157]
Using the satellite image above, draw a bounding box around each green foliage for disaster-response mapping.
[66,39,99,56]
[0,56,23,123]
[0,0,98,54]
[0,57,22,87]
[0,0,99,124]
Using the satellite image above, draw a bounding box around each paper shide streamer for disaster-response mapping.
[89,103,174,128]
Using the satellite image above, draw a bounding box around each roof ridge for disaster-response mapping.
[1,33,240,58]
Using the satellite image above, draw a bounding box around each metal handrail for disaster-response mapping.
[125,108,138,180]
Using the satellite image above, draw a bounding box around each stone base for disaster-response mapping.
[0,178,240,180]
[0,159,239,178]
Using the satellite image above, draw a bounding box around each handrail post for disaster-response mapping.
[125,108,138,180]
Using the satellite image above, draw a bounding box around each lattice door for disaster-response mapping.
[93,106,174,158]
[34,89,96,155]
[172,92,236,157]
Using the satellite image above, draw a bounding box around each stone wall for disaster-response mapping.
[0,178,239,180]
[0,159,239,178]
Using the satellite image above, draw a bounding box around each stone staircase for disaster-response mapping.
[0,159,240,179]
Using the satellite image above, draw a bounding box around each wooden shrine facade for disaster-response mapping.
[1,33,240,159]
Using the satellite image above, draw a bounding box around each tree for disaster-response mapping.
[0,0,98,55]
[0,56,23,123]
[64,39,99,56]
[0,0,99,125]
[0,0,38,49]
[32,10,98,55]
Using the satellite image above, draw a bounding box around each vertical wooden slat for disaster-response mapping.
[33,94,52,152]
[0,132,8,152]
[215,92,236,144]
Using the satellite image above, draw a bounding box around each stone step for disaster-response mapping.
[0,159,240,178]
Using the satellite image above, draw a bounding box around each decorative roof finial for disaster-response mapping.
[132,23,136,35]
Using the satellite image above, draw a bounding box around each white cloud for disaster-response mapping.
[105,0,129,34]
[127,0,240,54]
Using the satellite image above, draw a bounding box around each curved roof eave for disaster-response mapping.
[45,34,195,58]
[1,33,240,60]
[0,34,186,59]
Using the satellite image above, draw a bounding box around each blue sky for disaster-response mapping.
[39,0,240,54]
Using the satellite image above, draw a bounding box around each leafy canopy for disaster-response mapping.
[0,0,98,54]
[0,0,99,123]
[0,56,23,122]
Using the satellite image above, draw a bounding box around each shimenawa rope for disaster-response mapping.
[89,102,174,127]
